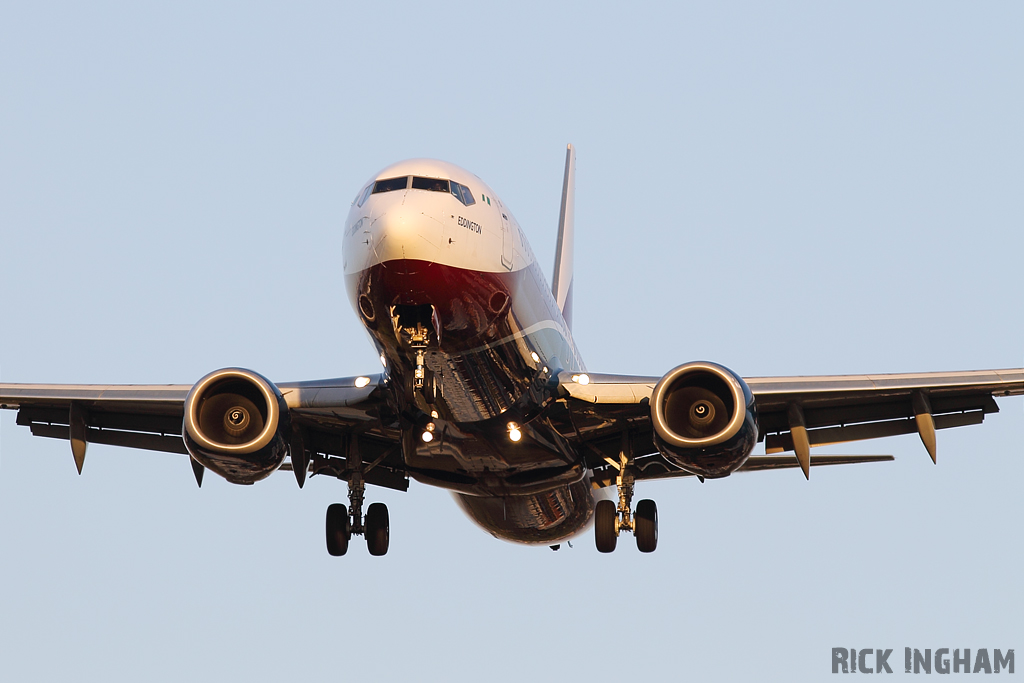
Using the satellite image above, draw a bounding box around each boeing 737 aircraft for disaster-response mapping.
[2,146,1022,556]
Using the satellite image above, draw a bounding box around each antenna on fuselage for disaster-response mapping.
[552,144,575,330]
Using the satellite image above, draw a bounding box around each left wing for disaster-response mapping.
[587,453,895,488]
[557,368,1024,485]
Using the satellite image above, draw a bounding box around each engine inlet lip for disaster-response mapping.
[184,368,280,455]
[651,361,746,448]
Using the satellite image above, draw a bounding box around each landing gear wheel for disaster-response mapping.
[595,499,617,553]
[635,499,658,553]
[326,503,351,556]
[365,502,390,556]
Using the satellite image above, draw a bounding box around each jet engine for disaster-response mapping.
[183,368,290,485]
[649,362,758,478]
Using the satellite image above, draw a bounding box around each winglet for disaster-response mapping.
[552,144,575,330]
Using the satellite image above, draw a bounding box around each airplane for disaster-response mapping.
[2,145,1021,556]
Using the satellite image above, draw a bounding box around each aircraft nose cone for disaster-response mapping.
[371,206,444,265]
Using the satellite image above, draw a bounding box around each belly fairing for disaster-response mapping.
[454,480,597,545]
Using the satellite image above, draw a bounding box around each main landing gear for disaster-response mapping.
[326,472,390,557]
[595,453,658,553]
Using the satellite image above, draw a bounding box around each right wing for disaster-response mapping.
[0,375,405,489]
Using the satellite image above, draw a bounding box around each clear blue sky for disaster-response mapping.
[1,2,1021,681]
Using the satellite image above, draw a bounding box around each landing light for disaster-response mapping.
[421,422,436,443]
[507,422,522,443]
[355,376,371,388]
[531,352,540,362]
[571,374,591,385]
[379,354,387,368]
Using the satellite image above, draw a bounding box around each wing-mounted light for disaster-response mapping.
[183,368,291,485]
[650,362,758,478]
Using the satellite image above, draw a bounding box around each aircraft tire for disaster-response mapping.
[365,502,390,556]
[326,503,351,556]
[595,499,617,553]
[635,499,658,553]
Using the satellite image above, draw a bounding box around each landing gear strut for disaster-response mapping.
[595,449,658,554]
[325,445,390,557]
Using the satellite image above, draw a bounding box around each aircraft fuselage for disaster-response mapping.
[342,159,595,544]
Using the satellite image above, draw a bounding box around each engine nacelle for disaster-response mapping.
[183,368,290,485]
[650,361,758,478]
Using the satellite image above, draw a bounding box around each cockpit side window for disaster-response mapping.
[356,183,373,207]
[372,176,410,194]
[411,177,450,193]
[451,182,476,206]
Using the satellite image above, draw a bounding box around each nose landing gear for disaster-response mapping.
[390,304,438,391]
[595,451,658,553]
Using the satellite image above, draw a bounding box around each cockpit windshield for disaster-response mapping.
[368,175,476,207]
[372,176,410,194]
[412,177,450,193]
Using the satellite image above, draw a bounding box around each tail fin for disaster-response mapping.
[552,144,575,330]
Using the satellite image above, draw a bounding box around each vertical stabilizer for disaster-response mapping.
[552,144,575,330]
